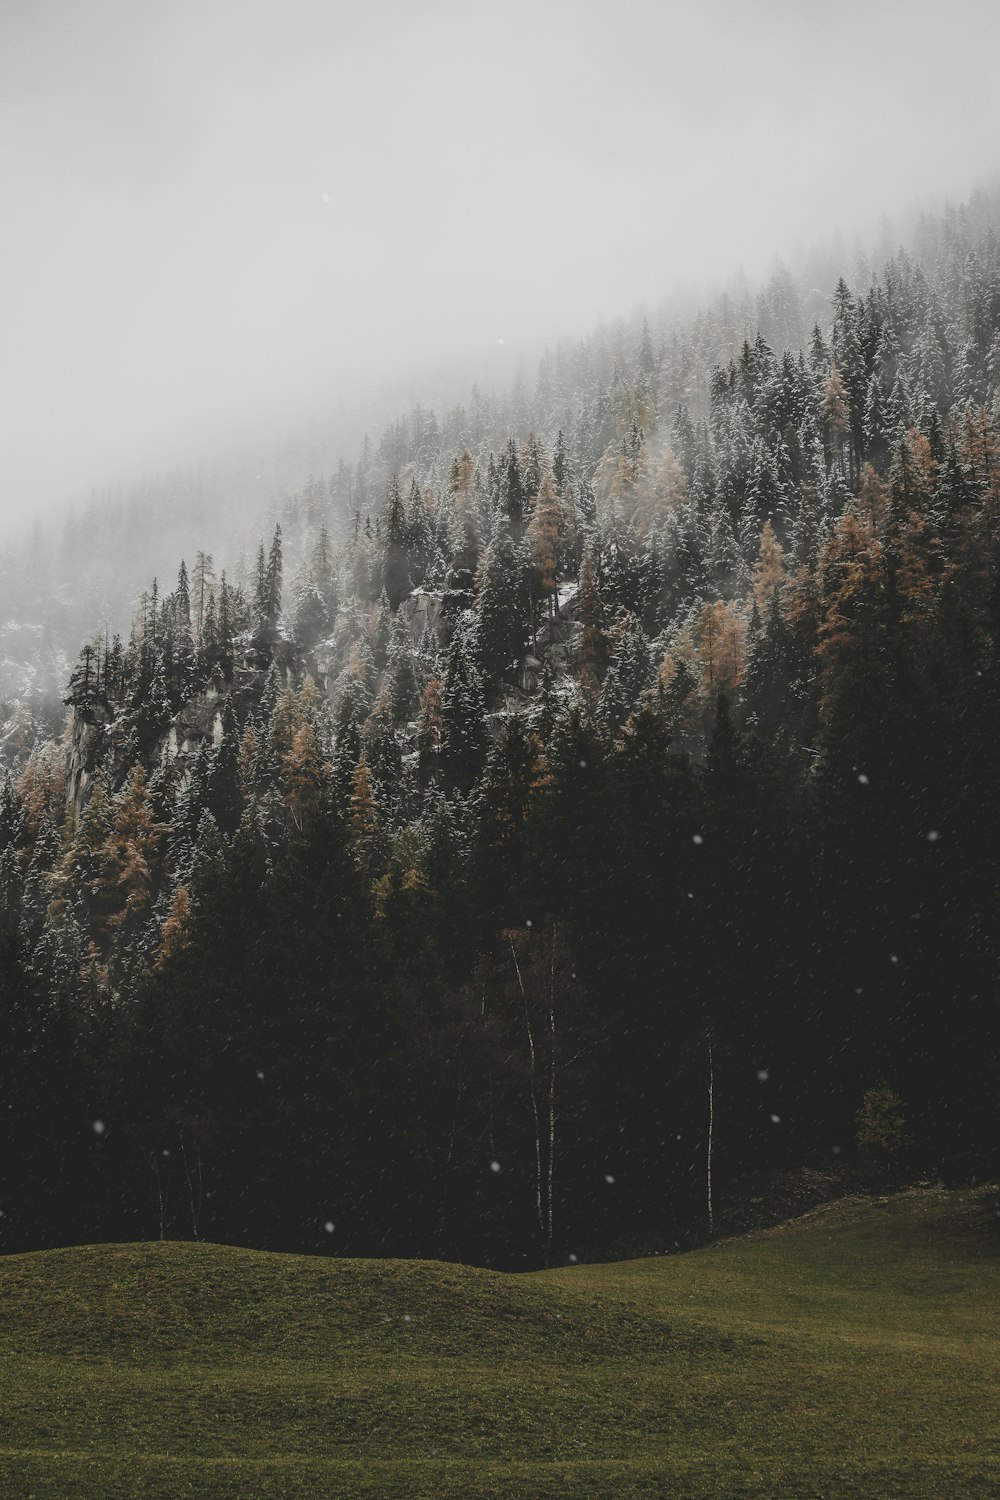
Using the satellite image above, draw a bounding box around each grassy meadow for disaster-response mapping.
[0,1185,997,1498]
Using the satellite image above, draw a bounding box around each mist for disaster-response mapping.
[2,0,998,534]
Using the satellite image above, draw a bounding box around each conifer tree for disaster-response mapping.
[192,551,215,642]
[528,470,562,629]
[283,722,330,831]
[266,526,284,627]
[65,643,100,715]
[360,689,401,798]
[0,844,23,934]
[751,520,785,619]
[169,560,195,702]
[552,429,570,493]
[577,542,607,699]
[697,599,745,697]
[386,609,418,724]
[207,699,242,833]
[406,479,433,587]
[500,438,527,541]
[157,885,192,968]
[822,364,851,477]
[102,765,163,936]
[441,623,488,791]
[475,520,524,689]
[597,613,652,740]
[415,679,443,787]
[348,752,381,863]
[382,476,412,610]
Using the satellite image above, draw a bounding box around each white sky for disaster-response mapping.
[1,0,998,530]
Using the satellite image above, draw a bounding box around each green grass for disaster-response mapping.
[1,1186,998,1497]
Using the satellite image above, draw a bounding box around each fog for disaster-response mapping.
[2,0,998,534]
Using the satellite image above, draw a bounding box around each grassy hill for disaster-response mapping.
[0,1186,997,1498]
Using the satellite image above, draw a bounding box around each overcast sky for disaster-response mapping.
[1,0,998,532]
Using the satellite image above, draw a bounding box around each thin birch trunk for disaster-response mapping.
[706,1030,715,1235]
[509,935,545,1244]
[546,925,557,1259]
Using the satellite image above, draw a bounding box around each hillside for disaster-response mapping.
[0,1186,997,1498]
[1,188,999,1266]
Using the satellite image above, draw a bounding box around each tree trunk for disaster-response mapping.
[706,1030,715,1235]
[509,936,545,1248]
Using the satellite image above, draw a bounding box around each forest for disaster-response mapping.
[1,193,999,1269]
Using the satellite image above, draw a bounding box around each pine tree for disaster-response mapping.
[528,470,562,630]
[49,773,112,932]
[447,449,480,575]
[577,542,607,699]
[500,438,527,541]
[751,520,785,619]
[0,776,25,855]
[207,698,243,833]
[475,520,524,689]
[65,643,101,716]
[815,504,887,763]
[822,364,851,477]
[192,551,215,642]
[157,884,192,968]
[415,679,443,786]
[386,609,419,724]
[697,600,745,697]
[406,479,433,588]
[0,844,23,934]
[102,765,164,936]
[348,752,381,863]
[253,527,283,655]
[170,560,195,703]
[292,576,332,652]
[475,712,541,922]
[441,623,488,791]
[382,476,412,610]
[636,447,688,536]
[597,613,652,740]
[283,722,331,831]
[360,689,401,798]
[266,526,284,628]
[552,430,570,493]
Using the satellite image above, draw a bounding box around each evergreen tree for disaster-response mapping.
[207,699,243,833]
[441,622,488,791]
[382,476,412,610]
[475,520,524,690]
[577,542,608,699]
